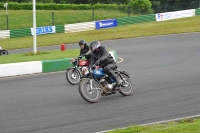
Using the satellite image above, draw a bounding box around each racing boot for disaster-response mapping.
[106,70,122,90]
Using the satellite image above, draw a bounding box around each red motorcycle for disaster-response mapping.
[66,54,90,85]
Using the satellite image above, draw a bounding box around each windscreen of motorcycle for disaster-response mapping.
[93,68,105,78]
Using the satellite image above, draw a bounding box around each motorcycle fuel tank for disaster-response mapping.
[79,60,89,66]
[93,68,105,78]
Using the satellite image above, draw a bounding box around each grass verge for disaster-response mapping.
[107,118,200,133]
[0,49,79,64]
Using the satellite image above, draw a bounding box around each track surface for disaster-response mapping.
[1,33,200,133]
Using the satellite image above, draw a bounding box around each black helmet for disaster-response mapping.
[89,40,100,52]
[79,40,86,46]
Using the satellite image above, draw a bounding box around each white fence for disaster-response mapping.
[0,30,10,39]
[64,21,95,33]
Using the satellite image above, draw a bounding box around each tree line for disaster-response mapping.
[0,0,198,5]
[1,0,199,13]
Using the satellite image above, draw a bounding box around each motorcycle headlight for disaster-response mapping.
[70,58,75,63]
[82,67,89,75]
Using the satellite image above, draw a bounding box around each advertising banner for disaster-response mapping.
[155,9,195,21]
[31,26,56,35]
[95,19,117,29]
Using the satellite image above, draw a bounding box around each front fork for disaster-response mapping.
[90,79,93,90]
[89,72,101,91]
[118,73,129,87]
[89,71,94,90]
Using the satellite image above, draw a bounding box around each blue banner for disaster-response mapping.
[95,19,117,29]
[30,26,56,35]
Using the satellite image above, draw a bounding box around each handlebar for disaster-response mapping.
[77,54,85,59]
[90,64,99,71]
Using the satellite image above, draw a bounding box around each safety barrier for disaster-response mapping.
[10,28,32,38]
[117,14,155,26]
[0,30,10,39]
[196,8,200,15]
[56,25,65,33]
[65,21,95,33]
[42,58,72,73]
[0,61,42,77]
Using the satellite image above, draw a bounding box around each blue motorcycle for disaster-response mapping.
[78,66,134,103]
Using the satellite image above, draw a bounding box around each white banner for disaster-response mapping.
[155,9,195,21]
[30,26,56,35]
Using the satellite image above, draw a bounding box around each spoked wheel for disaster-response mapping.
[0,50,8,56]
[118,74,134,96]
[79,78,101,103]
[66,68,81,85]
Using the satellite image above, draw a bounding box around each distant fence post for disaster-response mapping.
[4,3,9,30]
[52,12,54,26]
[92,8,94,21]
[128,6,131,17]
[164,4,167,12]
[198,1,200,8]
[91,1,94,21]
[6,14,8,30]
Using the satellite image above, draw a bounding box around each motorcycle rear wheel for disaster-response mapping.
[79,78,101,103]
[118,74,134,96]
[0,50,8,55]
[66,68,81,85]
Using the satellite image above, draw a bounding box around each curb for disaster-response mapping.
[0,50,118,78]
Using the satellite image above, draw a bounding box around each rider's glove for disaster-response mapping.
[81,54,86,56]
[90,64,96,70]
[78,56,82,59]
[95,59,100,66]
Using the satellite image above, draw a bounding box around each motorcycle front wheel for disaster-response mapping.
[118,74,134,96]
[0,50,8,56]
[66,68,81,85]
[79,78,101,103]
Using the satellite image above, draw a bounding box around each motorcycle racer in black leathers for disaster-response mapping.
[89,40,121,90]
[79,40,91,62]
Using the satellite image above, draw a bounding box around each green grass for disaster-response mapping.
[0,10,128,30]
[0,49,79,64]
[107,118,200,133]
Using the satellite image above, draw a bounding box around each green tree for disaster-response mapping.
[128,0,152,14]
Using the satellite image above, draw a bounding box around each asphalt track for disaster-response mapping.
[1,33,200,133]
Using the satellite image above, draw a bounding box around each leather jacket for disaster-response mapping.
[79,44,91,60]
[89,46,115,68]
